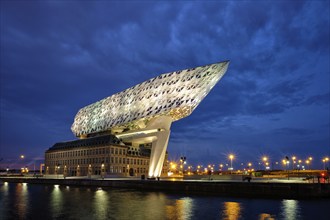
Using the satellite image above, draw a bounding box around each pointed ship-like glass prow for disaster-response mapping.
[71,60,229,137]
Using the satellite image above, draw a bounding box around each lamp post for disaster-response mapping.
[292,156,296,170]
[229,154,234,174]
[305,160,310,170]
[180,156,186,176]
[56,164,60,179]
[219,164,223,174]
[308,157,313,170]
[263,157,268,170]
[197,165,201,175]
[323,157,329,170]
[247,163,252,174]
[19,155,25,175]
[101,163,105,179]
[285,156,290,180]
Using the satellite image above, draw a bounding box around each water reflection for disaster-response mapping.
[51,184,63,218]
[93,188,108,219]
[222,201,242,220]
[15,183,29,219]
[1,183,327,219]
[166,197,194,220]
[114,191,168,219]
[281,200,300,220]
[142,193,167,219]
[259,213,275,220]
[0,182,9,219]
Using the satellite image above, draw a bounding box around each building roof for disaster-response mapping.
[46,134,122,152]
[71,61,229,137]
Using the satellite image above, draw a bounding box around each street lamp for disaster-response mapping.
[262,157,268,170]
[282,159,287,170]
[247,163,252,173]
[229,154,234,172]
[305,160,310,170]
[56,164,60,179]
[180,156,186,176]
[219,164,223,173]
[101,163,105,179]
[292,156,296,170]
[323,157,329,170]
[308,157,313,169]
[265,162,270,170]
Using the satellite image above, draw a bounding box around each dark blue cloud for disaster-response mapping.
[0,0,329,169]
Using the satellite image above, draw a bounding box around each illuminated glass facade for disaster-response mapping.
[71,61,229,137]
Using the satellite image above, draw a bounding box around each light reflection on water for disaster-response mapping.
[51,184,63,218]
[16,183,29,219]
[0,182,329,219]
[221,201,242,220]
[94,188,108,219]
[166,197,194,220]
[280,199,300,220]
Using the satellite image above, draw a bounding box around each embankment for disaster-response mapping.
[1,177,329,199]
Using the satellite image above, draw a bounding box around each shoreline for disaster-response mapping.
[1,177,329,199]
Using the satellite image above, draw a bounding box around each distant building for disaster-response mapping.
[45,60,229,178]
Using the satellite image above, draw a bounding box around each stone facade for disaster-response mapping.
[45,134,168,177]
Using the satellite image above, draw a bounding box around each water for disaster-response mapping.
[0,182,329,220]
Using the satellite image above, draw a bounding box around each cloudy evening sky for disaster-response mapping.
[1,0,329,169]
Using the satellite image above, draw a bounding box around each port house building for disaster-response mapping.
[45,61,229,178]
[45,134,167,177]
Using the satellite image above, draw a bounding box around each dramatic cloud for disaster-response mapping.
[1,1,329,168]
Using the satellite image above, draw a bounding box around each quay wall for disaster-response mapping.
[1,177,329,199]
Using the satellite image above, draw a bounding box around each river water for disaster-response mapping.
[0,182,329,220]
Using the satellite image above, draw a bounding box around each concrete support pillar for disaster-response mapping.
[147,116,172,178]
[148,130,170,178]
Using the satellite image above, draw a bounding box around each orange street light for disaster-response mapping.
[229,154,234,171]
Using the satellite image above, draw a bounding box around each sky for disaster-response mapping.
[0,0,329,170]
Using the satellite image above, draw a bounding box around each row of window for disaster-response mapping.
[49,166,148,175]
[46,146,129,159]
[46,156,149,167]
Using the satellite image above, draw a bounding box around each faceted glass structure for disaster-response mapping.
[71,60,229,177]
[72,61,229,137]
